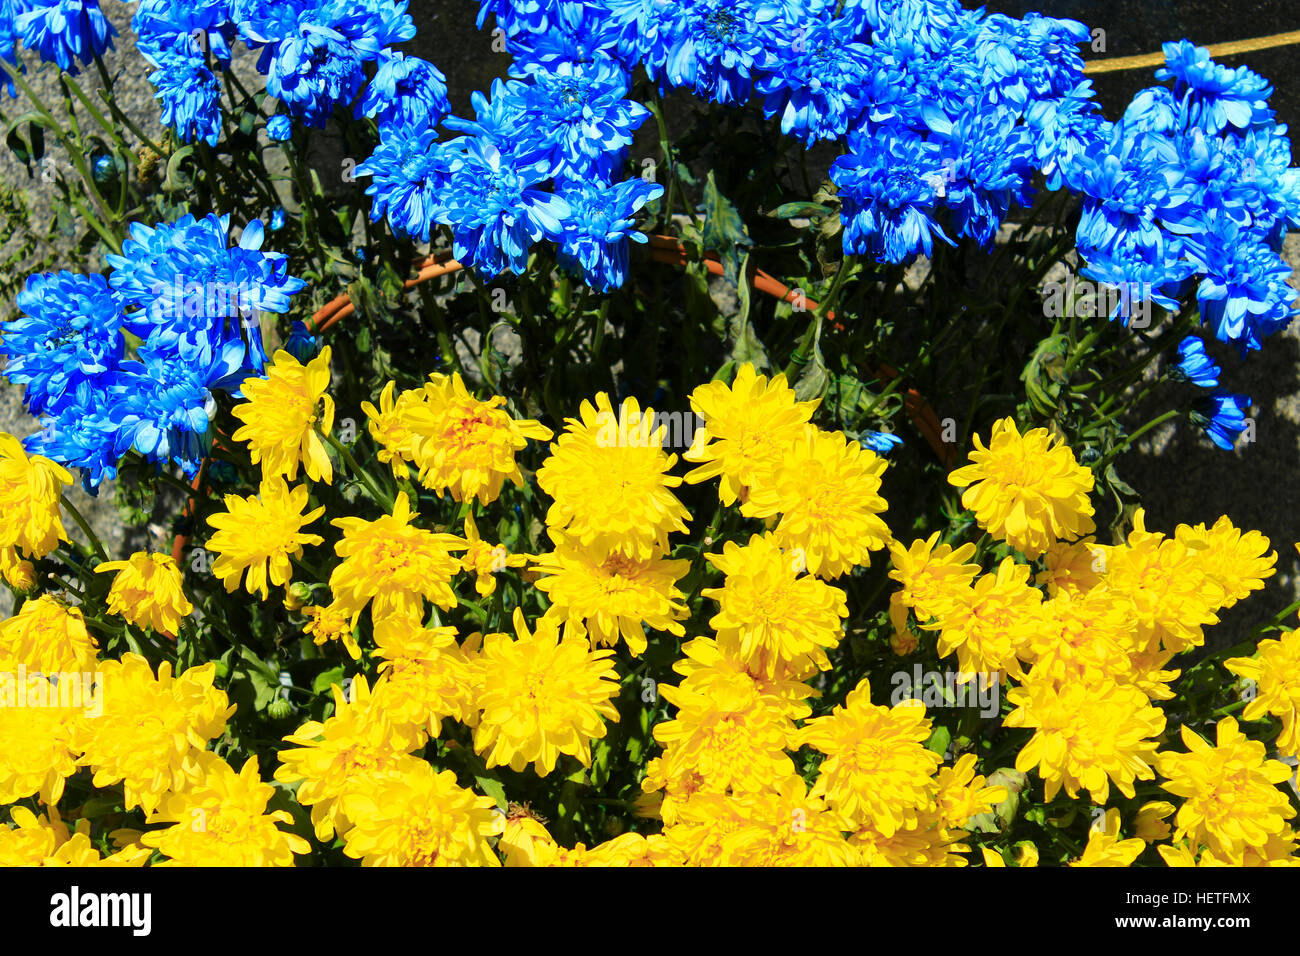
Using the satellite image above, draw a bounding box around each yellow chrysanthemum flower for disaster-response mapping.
[712,776,861,867]
[1017,587,1147,692]
[1226,628,1300,758]
[850,804,971,867]
[402,371,553,504]
[647,672,800,812]
[274,675,428,842]
[303,601,360,660]
[361,379,422,480]
[741,424,891,578]
[472,608,620,776]
[1176,516,1276,611]
[1005,674,1165,803]
[0,431,71,561]
[668,633,817,719]
[1071,808,1145,867]
[925,557,1041,681]
[533,531,689,656]
[0,806,146,867]
[232,347,335,484]
[74,656,234,815]
[581,832,686,867]
[1159,831,1300,867]
[682,363,819,505]
[0,594,99,672]
[701,532,848,677]
[1156,717,1296,859]
[1,557,37,591]
[498,811,558,866]
[371,611,476,738]
[141,753,311,866]
[0,673,81,804]
[799,679,942,835]
[329,492,466,622]
[95,551,193,637]
[936,754,1008,829]
[1036,537,1105,596]
[888,533,981,622]
[536,392,691,561]
[1100,510,1220,654]
[1135,801,1176,843]
[206,478,325,600]
[947,417,1095,559]
[460,514,527,597]
[342,760,503,866]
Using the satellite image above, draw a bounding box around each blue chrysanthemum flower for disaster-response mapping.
[240,0,415,127]
[1027,81,1108,191]
[440,78,530,150]
[24,380,121,491]
[283,320,319,362]
[1185,215,1297,354]
[650,0,783,106]
[832,124,954,265]
[0,0,23,97]
[602,0,678,72]
[106,339,248,473]
[973,13,1089,111]
[148,52,223,145]
[357,125,461,242]
[1191,391,1252,450]
[556,176,662,291]
[1077,239,1192,322]
[1172,336,1220,388]
[843,0,970,50]
[507,57,649,179]
[359,51,450,133]
[264,27,364,128]
[16,0,116,76]
[105,214,303,373]
[504,0,622,70]
[3,270,124,415]
[1070,125,1198,268]
[922,102,1036,247]
[266,113,292,140]
[1232,125,1300,239]
[436,138,572,277]
[753,16,875,146]
[860,430,904,455]
[1119,86,1179,136]
[134,0,237,67]
[1157,40,1274,135]
[476,0,555,39]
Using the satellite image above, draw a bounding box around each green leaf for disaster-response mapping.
[312,665,347,695]
[697,170,752,286]
[925,725,952,757]
[474,774,508,811]
[727,251,768,371]
[767,201,832,220]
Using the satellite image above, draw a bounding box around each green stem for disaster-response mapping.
[60,495,108,560]
[1095,408,1182,469]
[320,429,395,510]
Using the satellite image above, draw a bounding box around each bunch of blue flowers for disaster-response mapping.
[0,215,304,488]
[1066,41,1300,350]
[360,5,662,289]
[130,0,433,144]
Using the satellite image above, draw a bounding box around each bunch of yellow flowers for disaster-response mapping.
[2,356,1297,868]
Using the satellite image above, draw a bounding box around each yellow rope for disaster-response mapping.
[1084,29,1300,74]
